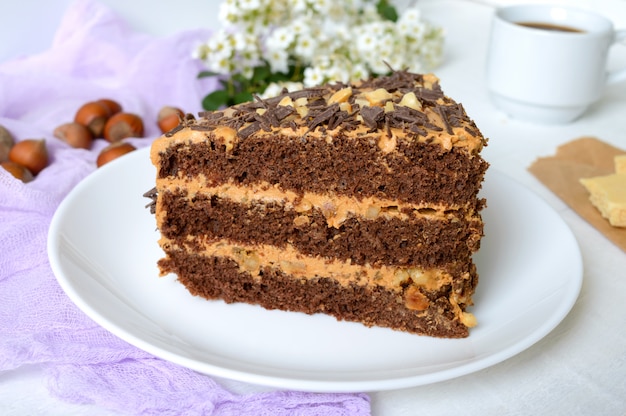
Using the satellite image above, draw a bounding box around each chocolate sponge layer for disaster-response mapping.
[157,134,488,206]
[159,191,484,270]
[159,250,472,338]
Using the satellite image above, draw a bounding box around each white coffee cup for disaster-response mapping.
[486,4,626,124]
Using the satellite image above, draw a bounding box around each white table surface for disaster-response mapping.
[1,0,626,415]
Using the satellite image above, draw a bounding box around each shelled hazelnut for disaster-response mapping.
[103,113,144,142]
[8,138,48,175]
[157,106,184,133]
[53,122,93,149]
[97,142,137,167]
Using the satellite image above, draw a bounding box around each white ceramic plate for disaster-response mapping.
[48,146,582,393]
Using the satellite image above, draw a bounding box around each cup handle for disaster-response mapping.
[607,29,626,85]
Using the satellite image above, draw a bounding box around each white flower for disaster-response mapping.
[261,81,304,98]
[267,26,295,50]
[289,17,310,36]
[218,1,239,26]
[359,3,380,22]
[294,35,316,61]
[369,21,386,37]
[303,66,325,87]
[356,30,377,54]
[350,63,369,81]
[378,32,395,52]
[287,0,308,14]
[206,31,233,59]
[265,47,289,73]
[310,0,332,14]
[231,32,255,53]
[197,0,445,102]
[369,58,392,75]
[323,63,351,84]
[399,7,422,25]
[260,83,285,99]
[238,0,261,11]
[209,56,234,74]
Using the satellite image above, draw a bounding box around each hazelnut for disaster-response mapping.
[97,142,136,167]
[8,138,48,175]
[75,101,111,137]
[103,112,144,142]
[460,311,477,328]
[392,269,410,286]
[278,96,293,107]
[365,205,381,219]
[96,98,122,115]
[1,161,34,183]
[157,106,184,133]
[328,87,353,105]
[398,92,422,111]
[362,88,393,106]
[0,125,15,163]
[405,286,429,311]
[53,122,93,149]
[293,215,310,227]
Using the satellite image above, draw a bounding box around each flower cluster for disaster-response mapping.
[196,0,444,110]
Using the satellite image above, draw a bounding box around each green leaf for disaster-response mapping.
[231,72,249,85]
[234,91,254,104]
[267,71,292,84]
[252,64,271,84]
[197,70,220,79]
[202,89,230,111]
[377,0,398,22]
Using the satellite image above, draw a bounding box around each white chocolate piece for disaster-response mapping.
[580,174,626,227]
[614,154,626,174]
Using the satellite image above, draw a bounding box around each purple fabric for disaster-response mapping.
[0,0,371,414]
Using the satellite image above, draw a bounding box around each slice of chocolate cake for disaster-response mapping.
[147,70,488,338]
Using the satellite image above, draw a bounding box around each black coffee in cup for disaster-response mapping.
[516,22,584,33]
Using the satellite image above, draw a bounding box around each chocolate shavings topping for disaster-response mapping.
[165,123,185,137]
[237,122,262,139]
[143,187,158,214]
[435,106,453,135]
[185,70,482,144]
[361,106,385,129]
[307,103,340,131]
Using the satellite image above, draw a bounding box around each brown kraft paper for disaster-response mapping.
[527,137,626,253]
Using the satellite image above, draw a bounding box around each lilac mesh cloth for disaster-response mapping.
[0,0,370,414]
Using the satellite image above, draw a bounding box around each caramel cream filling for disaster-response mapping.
[159,236,477,327]
[156,178,476,228]
[161,237,455,293]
